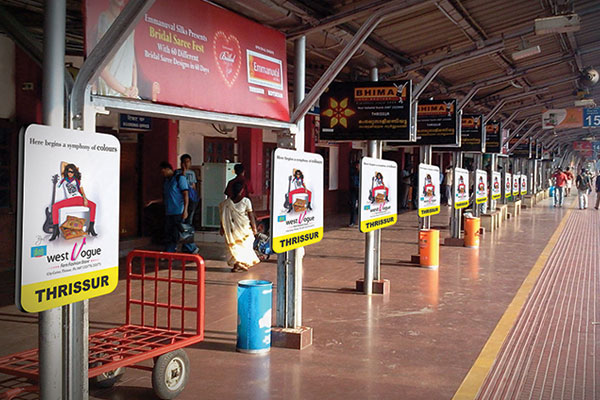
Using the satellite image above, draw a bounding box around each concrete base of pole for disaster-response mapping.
[271,326,312,350]
[355,279,390,295]
[443,237,464,247]
[410,254,420,264]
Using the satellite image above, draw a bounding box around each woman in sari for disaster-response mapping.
[219,182,260,272]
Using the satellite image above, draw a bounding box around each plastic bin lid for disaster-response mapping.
[238,280,273,288]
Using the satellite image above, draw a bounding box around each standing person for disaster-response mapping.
[444,164,453,206]
[594,173,600,210]
[575,168,592,209]
[176,154,199,226]
[219,182,260,272]
[552,168,567,207]
[225,163,253,199]
[400,163,412,209]
[349,161,359,227]
[160,162,199,254]
[564,167,574,197]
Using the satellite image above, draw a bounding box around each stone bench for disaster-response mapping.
[497,204,508,223]
[481,210,501,232]
[509,199,522,217]
[523,195,535,208]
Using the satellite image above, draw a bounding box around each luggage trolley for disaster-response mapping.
[0,250,205,400]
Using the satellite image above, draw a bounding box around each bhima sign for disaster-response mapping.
[18,125,120,312]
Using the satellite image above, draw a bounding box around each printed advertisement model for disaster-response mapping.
[505,173,512,198]
[475,169,488,204]
[418,164,441,217]
[491,171,502,200]
[454,168,469,209]
[19,125,120,313]
[359,157,398,233]
[520,175,528,195]
[270,148,323,253]
[512,174,520,196]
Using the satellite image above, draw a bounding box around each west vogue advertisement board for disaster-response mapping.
[418,164,441,217]
[319,81,412,141]
[85,0,289,121]
[460,115,484,152]
[19,125,120,312]
[491,171,502,200]
[505,173,512,198]
[270,149,324,253]
[359,158,398,233]
[475,169,488,205]
[453,168,469,209]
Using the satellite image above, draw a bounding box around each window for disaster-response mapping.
[204,137,234,163]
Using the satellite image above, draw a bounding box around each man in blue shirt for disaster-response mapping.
[160,162,199,254]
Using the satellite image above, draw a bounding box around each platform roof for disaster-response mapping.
[1,0,599,141]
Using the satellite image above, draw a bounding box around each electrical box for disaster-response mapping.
[201,162,236,228]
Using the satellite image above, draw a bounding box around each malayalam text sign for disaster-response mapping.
[415,99,459,146]
[359,157,398,233]
[418,164,441,217]
[85,0,289,121]
[475,169,488,205]
[19,125,120,312]
[319,81,412,141]
[270,149,323,253]
[491,171,501,200]
[460,115,484,152]
[454,167,469,209]
[485,121,502,154]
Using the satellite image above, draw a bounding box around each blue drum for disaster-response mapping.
[236,280,273,354]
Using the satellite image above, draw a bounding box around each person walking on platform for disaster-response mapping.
[225,163,253,200]
[565,167,574,197]
[176,154,199,226]
[349,161,359,226]
[576,168,592,209]
[159,162,199,254]
[400,163,412,209]
[594,173,600,210]
[552,168,567,207]
[444,164,453,206]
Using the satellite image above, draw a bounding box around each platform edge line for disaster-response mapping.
[451,208,572,400]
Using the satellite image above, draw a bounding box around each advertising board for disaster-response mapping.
[485,121,502,154]
[270,149,323,253]
[358,157,398,233]
[19,125,120,312]
[319,81,412,141]
[85,0,289,121]
[491,171,502,200]
[417,164,441,217]
[505,173,512,198]
[453,167,469,209]
[460,115,484,152]
[475,169,488,205]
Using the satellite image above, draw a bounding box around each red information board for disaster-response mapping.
[85,0,289,121]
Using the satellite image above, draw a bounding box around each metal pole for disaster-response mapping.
[41,1,64,399]
[420,145,432,229]
[474,154,482,217]
[364,139,377,295]
[371,68,382,282]
[277,36,306,327]
[490,154,497,212]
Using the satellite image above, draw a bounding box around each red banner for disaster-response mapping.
[85,0,289,121]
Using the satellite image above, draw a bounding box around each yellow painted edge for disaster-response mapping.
[452,207,572,400]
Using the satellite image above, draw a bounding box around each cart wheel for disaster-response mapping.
[90,367,125,388]
[152,349,190,399]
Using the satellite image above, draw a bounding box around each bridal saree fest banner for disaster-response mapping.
[85,0,289,121]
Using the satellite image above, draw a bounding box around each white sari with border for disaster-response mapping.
[219,197,260,268]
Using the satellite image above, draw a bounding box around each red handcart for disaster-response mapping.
[0,250,205,400]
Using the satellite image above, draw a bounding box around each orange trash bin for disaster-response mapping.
[464,217,480,248]
[419,229,439,268]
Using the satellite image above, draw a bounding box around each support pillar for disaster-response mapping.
[237,127,264,197]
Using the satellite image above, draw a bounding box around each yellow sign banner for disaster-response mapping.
[272,227,323,253]
[418,206,440,217]
[21,266,118,313]
[455,200,469,209]
[360,214,397,233]
[476,197,488,204]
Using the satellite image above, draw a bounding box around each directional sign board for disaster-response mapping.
[418,164,441,217]
[475,169,488,205]
[270,148,324,253]
[454,167,469,209]
[491,171,502,200]
[18,124,120,312]
[359,157,398,233]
